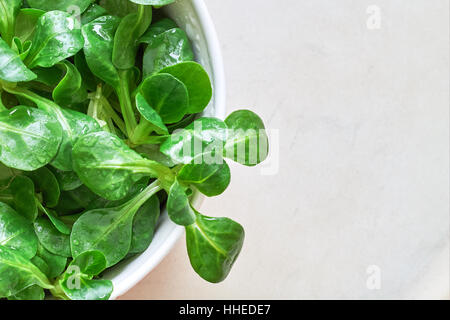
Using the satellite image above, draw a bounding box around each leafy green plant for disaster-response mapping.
[141,21,194,77]
[23,10,84,69]
[0,0,270,300]
[26,0,95,14]
[70,181,162,266]
[0,0,22,46]
[0,202,38,258]
[14,8,45,43]
[0,245,53,298]
[52,250,113,300]
[186,210,245,283]
[0,38,36,82]
[0,106,62,170]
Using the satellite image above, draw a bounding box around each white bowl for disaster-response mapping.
[105,0,226,299]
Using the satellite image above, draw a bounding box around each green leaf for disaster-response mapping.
[82,15,121,88]
[35,242,67,279]
[186,211,244,283]
[224,110,269,166]
[99,0,138,18]
[0,0,22,45]
[17,41,31,63]
[80,254,109,279]
[37,204,71,235]
[0,191,14,209]
[49,167,82,192]
[53,60,88,108]
[112,4,152,70]
[72,131,151,201]
[135,143,175,168]
[24,10,84,68]
[33,217,71,257]
[159,61,212,114]
[128,0,175,5]
[177,161,231,197]
[135,92,169,135]
[71,250,107,275]
[0,38,36,82]
[26,0,94,14]
[58,213,83,226]
[31,65,63,87]
[142,28,194,77]
[50,107,101,171]
[9,175,38,221]
[139,73,189,124]
[55,185,99,215]
[0,202,38,258]
[0,245,53,298]
[86,177,149,211]
[0,106,62,171]
[0,167,14,190]
[81,3,107,25]
[30,254,49,274]
[0,162,13,181]
[61,276,112,300]
[129,195,160,254]
[160,117,227,164]
[58,251,112,300]
[73,51,98,92]
[14,8,45,43]
[0,174,14,207]
[7,284,44,300]
[71,181,162,267]
[73,212,125,265]
[26,167,60,208]
[1,87,101,171]
[10,36,23,54]
[167,179,196,226]
[12,36,33,61]
[167,113,196,132]
[139,18,177,42]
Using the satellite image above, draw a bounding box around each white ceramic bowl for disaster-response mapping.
[105,0,226,299]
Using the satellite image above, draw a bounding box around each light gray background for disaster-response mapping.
[120,0,450,299]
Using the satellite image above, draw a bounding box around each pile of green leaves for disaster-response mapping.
[0,0,269,300]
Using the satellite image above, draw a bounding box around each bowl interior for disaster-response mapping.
[105,0,225,299]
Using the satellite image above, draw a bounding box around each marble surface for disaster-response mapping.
[120,0,449,299]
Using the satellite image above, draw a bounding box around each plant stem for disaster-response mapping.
[87,89,127,135]
[129,120,155,145]
[117,70,137,138]
[123,180,162,213]
[99,96,127,135]
[36,198,50,218]
[50,280,69,300]
[135,135,168,146]
[87,86,118,134]
[135,159,176,191]
[0,2,14,46]
[87,86,103,121]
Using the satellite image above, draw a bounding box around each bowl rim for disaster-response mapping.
[110,0,226,299]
